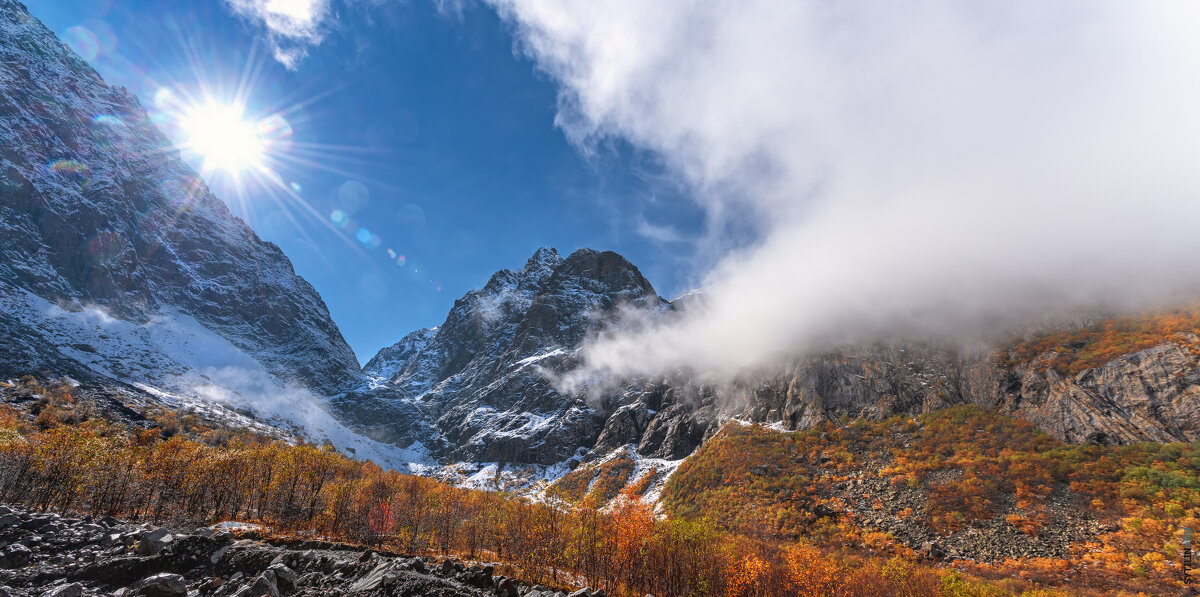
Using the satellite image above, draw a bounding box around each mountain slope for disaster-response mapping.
[0,0,361,395]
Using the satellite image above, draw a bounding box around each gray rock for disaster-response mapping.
[135,528,173,556]
[0,544,31,569]
[130,573,187,597]
[249,571,280,597]
[918,540,946,560]
[44,583,84,597]
[495,577,518,597]
[349,561,395,593]
[267,563,297,593]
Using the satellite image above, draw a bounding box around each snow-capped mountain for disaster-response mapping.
[332,247,669,468]
[0,1,374,442]
[341,245,1200,481]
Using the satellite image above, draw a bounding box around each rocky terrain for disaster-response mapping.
[0,504,604,597]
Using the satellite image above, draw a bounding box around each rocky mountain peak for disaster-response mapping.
[522,246,563,276]
[362,327,438,380]
[334,246,670,465]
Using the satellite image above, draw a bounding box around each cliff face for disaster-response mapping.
[966,338,1200,444]
[333,247,668,465]
[0,1,361,394]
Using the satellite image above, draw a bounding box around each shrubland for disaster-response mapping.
[0,376,1031,597]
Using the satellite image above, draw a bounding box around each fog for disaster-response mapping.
[488,0,1200,382]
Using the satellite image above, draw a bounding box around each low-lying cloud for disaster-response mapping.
[489,0,1200,382]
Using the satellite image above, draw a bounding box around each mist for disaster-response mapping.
[488,0,1200,382]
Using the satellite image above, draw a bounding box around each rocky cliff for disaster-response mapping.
[0,0,361,395]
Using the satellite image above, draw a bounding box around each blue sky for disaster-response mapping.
[24,0,706,364]
[26,2,1198,384]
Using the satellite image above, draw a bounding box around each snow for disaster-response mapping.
[514,348,566,368]
[440,453,583,494]
[209,521,266,533]
[0,282,433,472]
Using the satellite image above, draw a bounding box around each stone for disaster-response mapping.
[130,573,187,597]
[918,540,946,560]
[136,528,174,556]
[495,577,518,597]
[0,544,31,569]
[267,563,297,593]
[249,571,280,597]
[349,562,395,593]
[44,583,84,597]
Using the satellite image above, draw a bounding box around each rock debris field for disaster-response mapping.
[0,505,604,597]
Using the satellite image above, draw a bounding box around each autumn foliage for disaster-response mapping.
[1002,304,1200,376]
[0,392,1025,597]
[663,405,1200,594]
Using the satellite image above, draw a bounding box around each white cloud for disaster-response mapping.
[489,0,1200,382]
[634,216,683,244]
[225,0,333,68]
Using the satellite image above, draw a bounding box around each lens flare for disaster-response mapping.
[47,159,91,188]
[180,103,265,173]
[62,26,100,60]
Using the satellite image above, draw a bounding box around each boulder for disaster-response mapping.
[495,577,518,597]
[0,544,31,568]
[130,573,187,597]
[44,583,84,597]
[349,562,395,593]
[136,528,174,556]
[918,540,946,560]
[249,571,281,597]
[267,563,297,593]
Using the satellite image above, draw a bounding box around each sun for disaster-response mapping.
[179,103,266,174]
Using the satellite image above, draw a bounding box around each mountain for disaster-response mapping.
[332,247,669,471]
[340,245,1200,488]
[0,1,408,463]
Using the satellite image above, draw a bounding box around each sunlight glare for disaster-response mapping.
[180,103,264,173]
